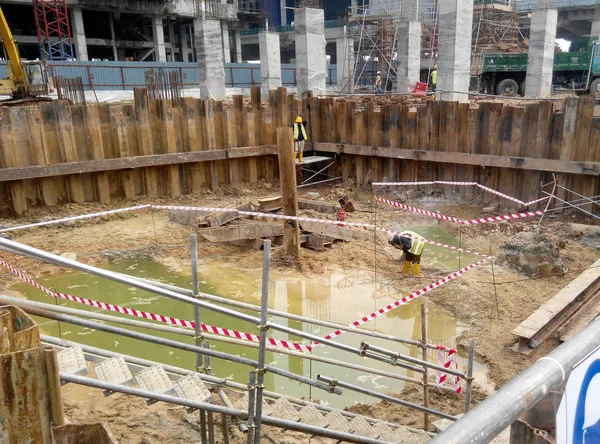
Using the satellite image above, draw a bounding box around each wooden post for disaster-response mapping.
[134,89,159,198]
[225,109,240,185]
[54,101,85,204]
[204,100,220,190]
[162,101,182,197]
[0,108,28,214]
[277,128,301,258]
[27,108,57,206]
[110,106,136,200]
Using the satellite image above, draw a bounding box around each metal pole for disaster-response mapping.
[0,295,425,387]
[433,317,600,443]
[420,304,429,431]
[191,234,208,444]
[247,372,256,444]
[360,342,467,378]
[58,373,384,444]
[556,184,600,209]
[464,339,475,414]
[0,237,413,364]
[316,375,458,421]
[542,190,600,220]
[20,305,342,395]
[43,334,433,437]
[204,342,215,444]
[254,239,271,444]
[111,271,420,347]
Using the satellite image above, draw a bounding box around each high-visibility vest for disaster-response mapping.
[400,230,425,256]
[431,70,437,85]
[294,123,307,141]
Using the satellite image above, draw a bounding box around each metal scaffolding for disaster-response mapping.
[32,0,74,61]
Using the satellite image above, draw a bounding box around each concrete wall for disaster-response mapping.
[295,8,327,96]
[525,9,558,98]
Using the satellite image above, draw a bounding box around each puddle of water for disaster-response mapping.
[13,258,490,408]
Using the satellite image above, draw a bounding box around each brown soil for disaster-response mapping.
[1,184,599,442]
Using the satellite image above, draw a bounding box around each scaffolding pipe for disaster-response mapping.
[432,317,600,443]
[20,304,342,395]
[58,373,387,444]
[0,295,426,386]
[42,334,433,437]
[360,342,468,379]
[316,375,458,421]
[204,342,215,444]
[464,339,475,414]
[253,240,271,444]
[111,270,422,348]
[0,237,412,365]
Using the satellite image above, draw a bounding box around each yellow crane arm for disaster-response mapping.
[0,6,25,87]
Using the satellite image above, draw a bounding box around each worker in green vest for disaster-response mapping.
[431,65,438,92]
[387,230,425,276]
[293,116,308,163]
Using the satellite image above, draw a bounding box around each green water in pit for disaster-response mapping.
[12,224,487,409]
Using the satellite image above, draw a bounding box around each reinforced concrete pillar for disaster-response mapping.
[525,8,557,98]
[336,30,354,93]
[259,32,282,98]
[180,24,191,62]
[295,8,327,96]
[221,21,231,64]
[396,20,421,93]
[233,30,243,63]
[436,0,474,102]
[280,0,288,25]
[152,16,167,62]
[194,18,226,100]
[70,7,88,61]
[351,0,358,15]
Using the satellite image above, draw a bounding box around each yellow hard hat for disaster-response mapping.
[434,64,438,69]
[296,116,302,123]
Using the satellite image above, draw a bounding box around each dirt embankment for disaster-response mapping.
[1,184,599,442]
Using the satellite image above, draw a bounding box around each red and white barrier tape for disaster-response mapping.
[311,256,490,347]
[436,348,462,394]
[373,181,549,208]
[151,205,488,257]
[0,205,151,233]
[376,196,545,225]
[0,257,312,353]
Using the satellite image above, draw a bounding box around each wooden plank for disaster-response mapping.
[468,106,479,154]
[388,104,399,149]
[246,111,258,183]
[277,127,301,257]
[487,103,503,156]
[83,106,111,203]
[313,143,600,175]
[110,106,136,200]
[574,95,595,162]
[0,108,27,214]
[558,291,600,343]
[298,198,338,213]
[457,103,470,153]
[0,146,278,182]
[55,101,85,204]
[309,97,320,142]
[182,97,207,194]
[561,97,578,161]
[161,101,181,197]
[299,220,370,242]
[26,108,56,206]
[407,110,417,151]
[204,100,220,190]
[40,102,67,203]
[512,258,600,352]
[447,102,459,153]
[549,107,565,160]
[199,222,284,243]
[225,108,240,185]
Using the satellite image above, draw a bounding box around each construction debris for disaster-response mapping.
[498,232,567,277]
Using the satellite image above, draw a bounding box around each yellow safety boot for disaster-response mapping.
[294,152,298,162]
[413,264,421,276]
[299,153,304,163]
[402,261,412,275]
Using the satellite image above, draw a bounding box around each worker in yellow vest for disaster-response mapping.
[387,230,425,276]
[431,64,438,92]
[293,116,308,163]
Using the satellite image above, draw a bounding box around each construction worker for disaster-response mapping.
[387,231,425,276]
[375,71,383,94]
[431,64,438,92]
[293,116,308,163]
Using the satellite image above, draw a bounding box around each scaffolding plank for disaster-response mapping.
[298,404,329,428]
[134,364,173,393]
[56,346,88,375]
[172,373,212,402]
[270,397,300,422]
[94,356,133,385]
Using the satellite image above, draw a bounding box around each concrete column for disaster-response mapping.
[70,7,88,61]
[194,18,226,100]
[180,24,191,62]
[259,32,282,98]
[221,21,231,64]
[591,8,600,41]
[336,31,354,93]
[351,0,358,15]
[108,12,119,61]
[436,0,474,102]
[152,16,167,62]
[396,21,421,93]
[234,30,243,63]
[295,8,327,96]
[525,8,557,98]
[280,0,287,25]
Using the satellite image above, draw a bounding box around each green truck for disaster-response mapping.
[478,36,600,95]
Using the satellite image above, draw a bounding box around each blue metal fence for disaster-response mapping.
[0,60,337,90]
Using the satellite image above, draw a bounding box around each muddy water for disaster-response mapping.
[13,258,489,408]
